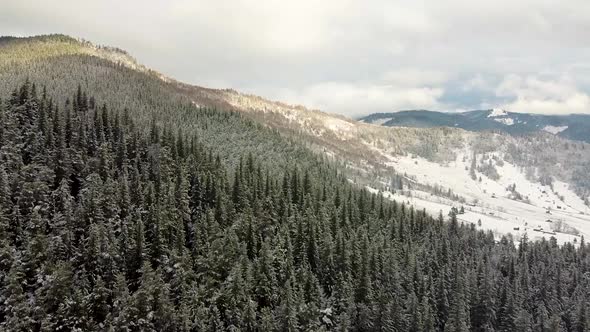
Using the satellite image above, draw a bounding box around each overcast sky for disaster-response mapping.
[2,0,590,117]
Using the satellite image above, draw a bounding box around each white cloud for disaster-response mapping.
[381,68,448,87]
[462,74,493,92]
[496,75,590,114]
[166,0,348,56]
[275,82,444,117]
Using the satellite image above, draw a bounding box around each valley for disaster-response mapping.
[366,147,590,245]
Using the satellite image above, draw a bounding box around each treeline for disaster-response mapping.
[0,82,589,331]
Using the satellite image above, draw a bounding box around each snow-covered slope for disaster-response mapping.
[364,138,590,245]
[494,118,514,126]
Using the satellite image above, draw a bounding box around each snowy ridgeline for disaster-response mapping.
[364,147,590,246]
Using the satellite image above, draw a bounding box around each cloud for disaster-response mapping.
[496,75,590,114]
[381,68,448,87]
[462,75,493,92]
[1,0,590,115]
[274,82,444,117]
[166,0,346,57]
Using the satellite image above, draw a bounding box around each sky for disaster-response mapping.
[2,0,590,117]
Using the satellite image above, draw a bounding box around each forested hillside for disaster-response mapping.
[2,35,589,203]
[0,35,321,176]
[1,81,589,331]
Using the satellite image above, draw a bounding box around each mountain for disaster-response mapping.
[0,34,589,330]
[360,109,590,142]
[0,35,329,175]
[2,35,589,245]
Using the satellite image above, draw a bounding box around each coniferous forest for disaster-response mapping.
[0,81,589,332]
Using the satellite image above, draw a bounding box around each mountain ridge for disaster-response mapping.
[0,34,322,116]
[360,109,590,143]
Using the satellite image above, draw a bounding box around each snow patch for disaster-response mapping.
[488,108,508,117]
[543,125,568,134]
[494,118,514,126]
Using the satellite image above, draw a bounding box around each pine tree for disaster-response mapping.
[444,263,470,332]
[280,278,300,332]
[110,273,132,331]
[2,260,33,331]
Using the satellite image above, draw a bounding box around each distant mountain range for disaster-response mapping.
[359,109,590,143]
